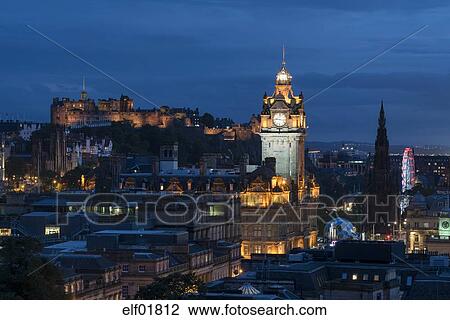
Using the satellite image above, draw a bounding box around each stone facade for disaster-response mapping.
[259,52,306,191]
[51,88,198,128]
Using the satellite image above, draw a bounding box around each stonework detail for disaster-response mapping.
[259,51,306,188]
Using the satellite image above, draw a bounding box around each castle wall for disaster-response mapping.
[51,108,184,128]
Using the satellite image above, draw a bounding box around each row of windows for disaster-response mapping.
[242,244,263,256]
[191,253,212,268]
[212,268,229,281]
[121,261,169,274]
[104,270,120,283]
[243,226,282,238]
[193,225,231,241]
[65,271,119,296]
[341,272,380,282]
[122,284,147,299]
[242,224,295,238]
[64,280,83,294]
[411,222,438,229]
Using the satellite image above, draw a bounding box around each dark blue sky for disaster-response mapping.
[1,0,450,144]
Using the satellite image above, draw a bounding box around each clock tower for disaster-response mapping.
[259,48,306,194]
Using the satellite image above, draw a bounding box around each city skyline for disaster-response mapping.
[2,1,450,304]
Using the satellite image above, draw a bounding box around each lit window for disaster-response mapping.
[0,228,11,236]
[363,274,369,281]
[45,226,60,236]
[374,275,380,281]
[209,205,224,216]
[352,274,358,280]
[341,273,348,280]
[243,245,249,256]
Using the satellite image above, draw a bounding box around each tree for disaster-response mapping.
[39,170,60,192]
[0,237,66,299]
[62,166,95,190]
[200,113,215,128]
[5,157,27,179]
[71,121,262,167]
[135,273,204,299]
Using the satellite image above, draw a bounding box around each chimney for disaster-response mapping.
[159,143,178,171]
[199,158,207,176]
[265,157,276,174]
[239,153,249,177]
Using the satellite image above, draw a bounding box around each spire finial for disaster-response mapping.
[82,76,86,91]
[275,45,292,85]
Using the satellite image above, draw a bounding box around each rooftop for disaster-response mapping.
[94,229,188,236]
[160,168,239,177]
[22,211,57,217]
[45,241,87,251]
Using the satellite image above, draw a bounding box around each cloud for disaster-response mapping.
[1,0,450,145]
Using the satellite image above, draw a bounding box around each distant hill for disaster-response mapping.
[306,141,450,155]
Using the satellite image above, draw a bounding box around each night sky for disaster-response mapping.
[1,1,450,145]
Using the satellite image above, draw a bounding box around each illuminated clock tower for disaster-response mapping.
[259,48,306,193]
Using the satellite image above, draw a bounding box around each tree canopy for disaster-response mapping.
[135,273,204,299]
[73,122,261,166]
[200,113,215,128]
[0,237,66,299]
[5,156,27,179]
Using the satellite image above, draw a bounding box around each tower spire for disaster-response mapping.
[378,100,386,128]
[275,46,292,86]
[371,100,390,200]
[80,76,88,101]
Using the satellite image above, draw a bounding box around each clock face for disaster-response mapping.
[272,113,287,127]
[442,221,450,229]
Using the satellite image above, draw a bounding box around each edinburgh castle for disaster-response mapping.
[50,80,199,128]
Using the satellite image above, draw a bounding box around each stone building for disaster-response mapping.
[366,102,398,237]
[259,48,307,198]
[404,192,450,254]
[49,253,122,300]
[237,50,319,259]
[50,81,198,128]
[239,160,319,259]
